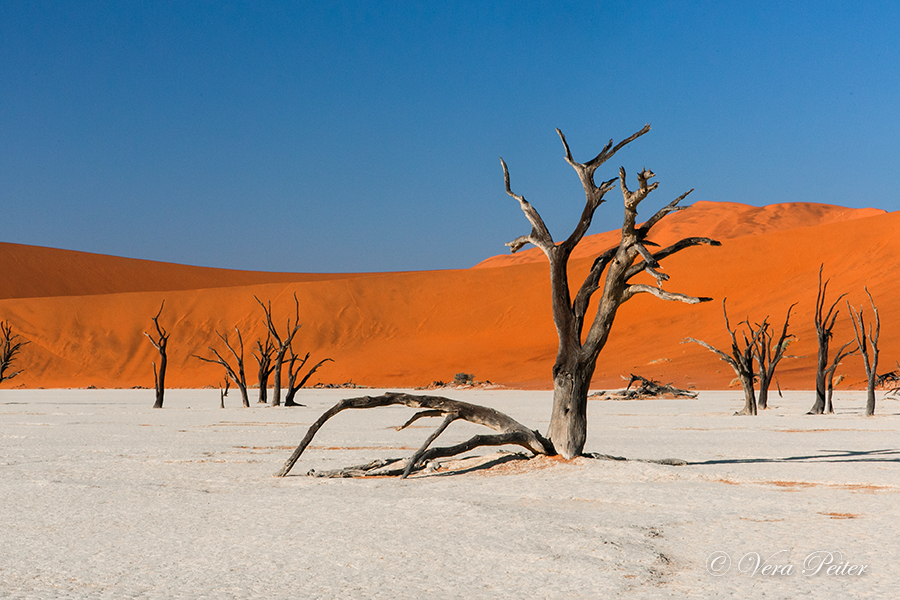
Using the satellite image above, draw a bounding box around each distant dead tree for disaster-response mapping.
[277,125,718,477]
[685,299,766,416]
[283,348,334,407]
[255,294,302,407]
[848,288,880,416]
[144,301,170,409]
[823,340,856,414]
[252,334,276,404]
[0,321,29,385]
[753,303,797,410]
[809,266,847,415]
[219,378,230,409]
[194,327,250,408]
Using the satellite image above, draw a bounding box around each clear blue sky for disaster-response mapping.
[2,1,898,272]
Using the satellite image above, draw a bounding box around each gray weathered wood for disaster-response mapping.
[275,392,553,477]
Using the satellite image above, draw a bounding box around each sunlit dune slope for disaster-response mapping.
[1,202,897,391]
[474,201,884,268]
[0,242,378,300]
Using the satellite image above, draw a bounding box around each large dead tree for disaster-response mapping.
[255,294,302,407]
[848,288,880,416]
[809,266,847,414]
[144,301,169,409]
[194,327,250,408]
[252,335,276,404]
[276,126,718,476]
[685,300,765,415]
[753,303,796,410]
[0,321,29,385]
[283,349,333,407]
[503,126,718,457]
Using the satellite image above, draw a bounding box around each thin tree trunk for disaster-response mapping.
[272,352,284,407]
[811,343,828,414]
[757,379,769,411]
[866,378,876,417]
[154,353,167,409]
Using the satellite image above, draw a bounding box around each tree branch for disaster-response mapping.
[622,283,711,304]
[276,392,554,477]
[500,157,554,254]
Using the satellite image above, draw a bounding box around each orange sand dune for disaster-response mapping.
[1,201,898,392]
[474,201,884,268]
[0,242,381,300]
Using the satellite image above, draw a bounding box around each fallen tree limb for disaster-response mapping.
[275,392,555,477]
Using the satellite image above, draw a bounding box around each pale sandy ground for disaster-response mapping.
[2,389,897,599]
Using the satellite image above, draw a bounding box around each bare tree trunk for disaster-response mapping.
[754,304,796,410]
[685,299,763,417]
[256,295,303,407]
[253,336,275,404]
[810,266,846,414]
[848,288,880,417]
[144,302,169,409]
[738,376,757,416]
[283,350,333,407]
[194,328,250,408]
[546,361,594,459]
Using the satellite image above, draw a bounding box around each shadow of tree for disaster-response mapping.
[688,448,900,466]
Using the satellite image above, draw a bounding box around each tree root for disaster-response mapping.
[275,392,555,478]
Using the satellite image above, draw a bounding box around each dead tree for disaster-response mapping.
[194,327,250,407]
[618,374,696,399]
[276,126,718,476]
[283,348,333,407]
[809,266,847,414]
[144,301,169,409]
[753,303,796,410]
[503,126,717,457]
[0,321,29,384]
[220,378,230,409]
[685,299,765,415]
[255,294,302,406]
[848,288,880,416]
[252,335,276,404]
[823,340,856,413]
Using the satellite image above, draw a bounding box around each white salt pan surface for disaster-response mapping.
[2,389,898,598]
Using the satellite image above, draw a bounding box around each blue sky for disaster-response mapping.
[2,1,898,272]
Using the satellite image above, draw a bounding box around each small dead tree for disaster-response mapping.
[823,340,856,414]
[685,299,766,416]
[753,303,796,410]
[220,378,230,409]
[810,266,847,415]
[194,327,250,408]
[276,126,718,476]
[848,288,880,416]
[252,335,276,404]
[144,301,170,409]
[255,294,302,407]
[0,321,29,385]
[283,349,334,407]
